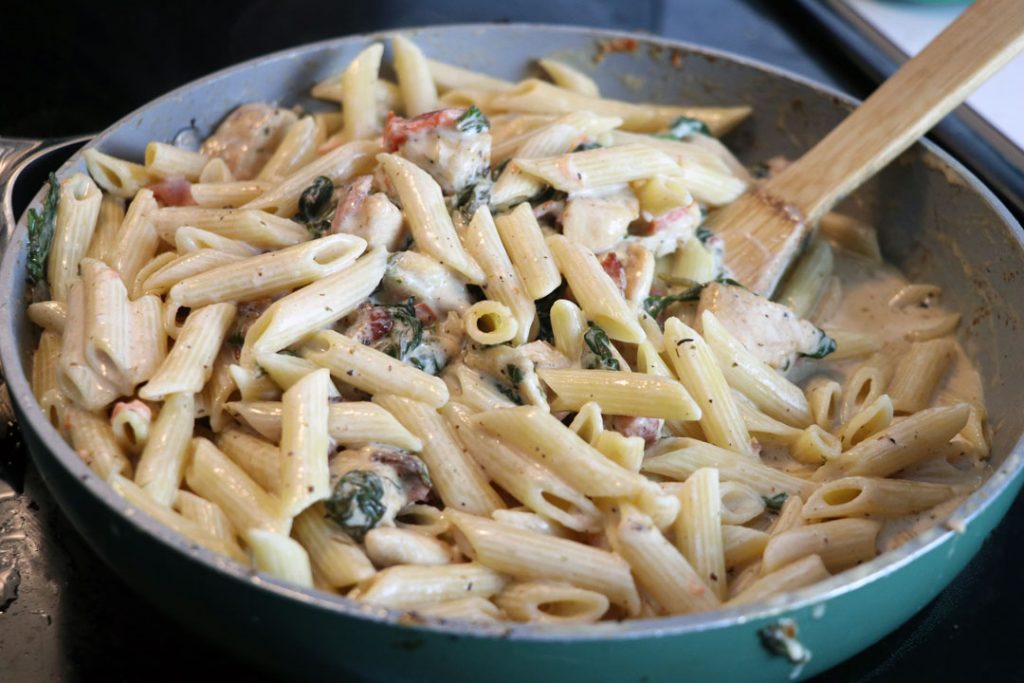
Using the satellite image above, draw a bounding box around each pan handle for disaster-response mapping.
[0,135,92,249]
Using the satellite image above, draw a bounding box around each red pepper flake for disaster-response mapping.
[383,108,463,152]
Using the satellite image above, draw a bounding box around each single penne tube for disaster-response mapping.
[168,233,366,308]
[447,510,640,615]
[841,353,895,423]
[721,525,770,569]
[173,490,236,542]
[663,317,754,457]
[496,581,610,624]
[57,280,120,410]
[141,249,245,295]
[444,402,601,533]
[547,234,644,343]
[538,58,599,96]
[134,392,195,506]
[364,527,452,567]
[215,427,282,494]
[538,368,700,421]
[775,240,834,318]
[198,157,233,183]
[376,153,484,283]
[242,248,386,364]
[374,394,504,515]
[805,377,842,430]
[700,311,812,427]
[491,112,622,206]
[110,474,246,563]
[111,188,159,288]
[311,70,397,105]
[173,226,261,256]
[464,206,535,344]
[491,509,573,538]
[770,494,806,536]
[412,597,505,623]
[27,300,67,335]
[144,141,207,179]
[814,403,971,481]
[728,554,830,606]
[515,143,681,192]
[184,437,289,534]
[472,405,647,498]
[32,331,67,428]
[718,480,766,525]
[341,43,384,141]
[607,503,720,615]
[65,404,131,480]
[821,327,881,361]
[80,258,135,393]
[392,34,438,116]
[48,173,102,302]
[550,299,587,363]
[674,468,727,600]
[608,131,748,206]
[139,302,235,400]
[490,79,750,135]
[292,505,376,588]
[253,353,340,399]
[83,148,152,198]
[671,237,716,284]
[448,364,517,414]
[425,58,515,92]
[244,529,314,587]
[358,562,507,610]
[278,368,331,518]
[592,430,644,473]
[257,117,319,181]
[761,518,881,573]
[837,394,894,450]
[86,193,125,263]
[818,212,882,262]
[303,329,448,407]
[189,180,273,208]
[802,476,954,520]
[791,425,841,465]
[152,207,309,248]
[494,203,562,300]
[635,339,674,377]
[642,437,816,499]
[226,400,421,451]
[242,139,379,217]
[464,300,519,346]
[887,339,957,414]
[729,389,800,445]
[202,348,239,433]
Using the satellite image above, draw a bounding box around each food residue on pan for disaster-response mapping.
[594,37,638,63]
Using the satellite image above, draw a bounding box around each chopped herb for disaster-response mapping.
[572,141,601,152]
[763,492,789,511]
[505,364,525,385]
[225,330,245,347]
[296,175,334,238]
[26,173,60,285]
[643,285,705,318]
[455,105,490,134]
[534,285,563,343]
[325,470,386,542]
[527,185,567,206]
[656,115,711,140]
[801,329,837,359]
[455,178,492,217]
[495,381,523,405]
[378,298,423,360]
[696,226,714,243]
[583,322,621,371]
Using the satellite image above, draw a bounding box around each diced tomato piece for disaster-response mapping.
[413,302,437,325]
[599,252,627,293]
[383,108,463,152]
[347,303,394,345]
[148,176,196,206]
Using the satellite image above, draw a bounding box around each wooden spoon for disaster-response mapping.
[712,0,1024,296]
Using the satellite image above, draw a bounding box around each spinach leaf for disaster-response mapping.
[656,115,711,140]
[696,225,714,243]
[296,175,334,238]
[583,322,621,371]
[801,329,837,359]
[534,285,563,344]
[572,141,601,152]
[455,178,492,218]
[378,299,423,360]
[456,105,490,134]
[505,364,525,385]
[26,173,60,285]
[763,492,789,511]
[643,284,705,319]
[325,470,386,542]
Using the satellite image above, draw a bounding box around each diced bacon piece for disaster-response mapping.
[383,109,463,152]
[148,177,196,206]
[600,252,627,293]
[413,302,437,325]
[345,303,394,345]
[330,175,373,234]
[611,415,664,445]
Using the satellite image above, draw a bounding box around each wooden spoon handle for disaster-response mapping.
[767,0,1024,224]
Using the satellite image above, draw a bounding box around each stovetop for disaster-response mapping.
[2,1,1022,681]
